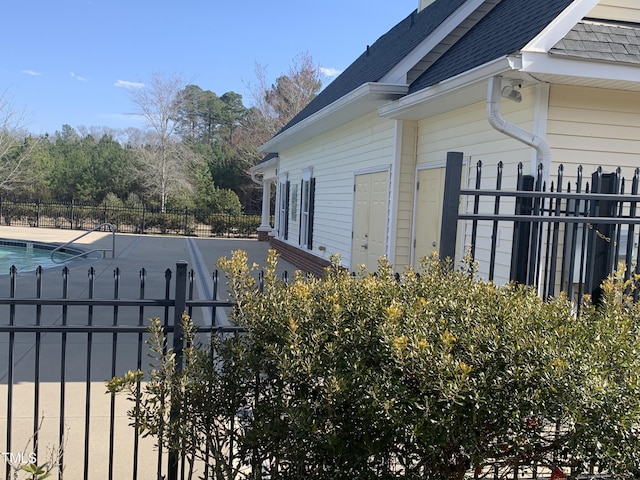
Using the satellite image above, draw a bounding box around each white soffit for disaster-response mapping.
[521,54,640,91]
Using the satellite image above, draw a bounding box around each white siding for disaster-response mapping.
[588,0,640,23]
[393,120,418,266]
[548,84,640,181]
[413,87,537,283]
[277,111,397,268]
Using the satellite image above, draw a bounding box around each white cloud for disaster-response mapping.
[320,67,342,78]
[22,70,41,76]
[114,79,145,89]
[71,72,88,82]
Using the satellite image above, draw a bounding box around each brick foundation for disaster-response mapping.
[270,238,332,277]
[257,230,271,242]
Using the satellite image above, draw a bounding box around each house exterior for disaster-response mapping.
[250,0,640,281]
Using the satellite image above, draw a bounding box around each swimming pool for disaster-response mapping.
[0,240,82,274]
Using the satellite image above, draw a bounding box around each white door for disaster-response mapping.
[352,171,388,271]
[413,167,445,268]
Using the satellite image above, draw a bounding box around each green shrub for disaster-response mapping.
[108,252,640,480]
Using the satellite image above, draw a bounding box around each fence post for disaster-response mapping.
[183,208,189,236]
[585,169,619,305]
[141,204,146,234]
[70,199,75,229]
[510,168,535,285]
[167,261,188,480]
[439,152,464,263]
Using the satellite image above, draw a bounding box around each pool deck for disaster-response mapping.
[0,226,296,479]
[0,225,296,302]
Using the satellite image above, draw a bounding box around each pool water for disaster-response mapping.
[0,242,74,273]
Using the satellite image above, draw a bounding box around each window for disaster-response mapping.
[277,176,290,239]
[299,169,315,249]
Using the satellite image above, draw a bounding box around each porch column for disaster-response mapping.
[257,179,273,241]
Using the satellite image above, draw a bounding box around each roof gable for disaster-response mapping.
[278,0,467,134]
[550,20,640,65]
[409,0,574,92]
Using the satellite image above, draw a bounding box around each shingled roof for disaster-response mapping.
[271,0,575,140]
[277,0,467,134]
[550,20,640,65]
[410,0,574,92]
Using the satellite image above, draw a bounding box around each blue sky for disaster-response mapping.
[1,0,418,135]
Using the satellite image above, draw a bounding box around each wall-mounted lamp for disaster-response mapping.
[501,81,522,103]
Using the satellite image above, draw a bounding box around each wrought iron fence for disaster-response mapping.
[0,256,616,480]
[440,152,640,308]
[0,198,263,238]
[0,261,236,480]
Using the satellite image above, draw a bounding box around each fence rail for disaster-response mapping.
[0,198,263,238]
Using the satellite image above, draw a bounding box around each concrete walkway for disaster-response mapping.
[0,226,296,479]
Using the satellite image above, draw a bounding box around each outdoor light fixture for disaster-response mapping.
[501,81,522,103]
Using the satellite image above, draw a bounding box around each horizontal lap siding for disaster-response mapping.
[394,121,418,267]
[277,112,396,269]
[548,85,640,184]
[588,0,640,23]
[415,91,536,283]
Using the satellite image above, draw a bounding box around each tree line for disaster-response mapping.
[0,53,322,214]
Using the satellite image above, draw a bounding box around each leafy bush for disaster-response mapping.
[1,201,38,225]
[144,212,187,235]
[108,252,640,480]
[212,188,243,215]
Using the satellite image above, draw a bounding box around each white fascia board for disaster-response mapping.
[521,51,640,84]
[381,0,493,84]
[524,0,601,53]
[378,56,521,119]
[249,155,278,177]
[258,83,408,154]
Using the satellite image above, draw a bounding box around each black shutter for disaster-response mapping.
[307,177,316,250]
[299,179,304,244]
[284,181,290,240]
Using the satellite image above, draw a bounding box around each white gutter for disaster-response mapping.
[486,75,551,171]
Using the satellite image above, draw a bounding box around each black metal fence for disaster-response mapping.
[440,151,640,306]
[0,262,236,480]
[0,198,263,238]
[0,256,614,480]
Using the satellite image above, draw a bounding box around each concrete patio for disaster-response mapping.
[0,226,296,479]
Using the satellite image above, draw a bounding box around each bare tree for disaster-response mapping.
[0,90,39,193]
[126,72,199,211]
[247,52,323,137]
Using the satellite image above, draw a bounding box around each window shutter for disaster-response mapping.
[284,181,290,240]
[299,179,304,243]
[307,177,316,250]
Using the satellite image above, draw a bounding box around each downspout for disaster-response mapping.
[486,75,550,294]
[250,169,263,186]
[486,76,551,173]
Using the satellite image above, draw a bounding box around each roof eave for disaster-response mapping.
[378,56,521,120]
[249,154,279,175]
[258,82,409,154]
[521,51,640,89]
